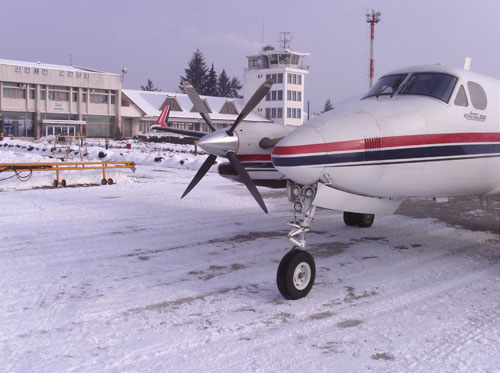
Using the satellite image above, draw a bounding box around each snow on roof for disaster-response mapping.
[122,89,270,122]
[0,58,119,75]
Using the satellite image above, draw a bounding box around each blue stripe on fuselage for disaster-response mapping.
[271,144,500,167]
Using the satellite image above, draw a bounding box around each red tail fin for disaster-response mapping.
[154,104,171,127]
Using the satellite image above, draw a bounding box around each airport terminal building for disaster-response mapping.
[0,59,123,139]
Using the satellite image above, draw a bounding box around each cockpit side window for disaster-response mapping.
[363,74,407,99]
[399,73,458,103]
[467,81,487,110]
[454,85,468,107]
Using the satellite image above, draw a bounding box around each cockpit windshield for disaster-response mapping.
[364,74,407,98]
[399,73,457,103]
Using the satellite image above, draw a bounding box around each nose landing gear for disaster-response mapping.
[277,182,317,300]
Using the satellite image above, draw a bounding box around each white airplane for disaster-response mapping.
[153,63,499,300]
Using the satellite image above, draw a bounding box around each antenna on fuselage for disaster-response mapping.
[464,57,472,71]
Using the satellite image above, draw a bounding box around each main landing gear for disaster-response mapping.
[343,211,375,228]
[276,182,377,300]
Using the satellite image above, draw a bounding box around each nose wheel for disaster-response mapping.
[277,249,316,300]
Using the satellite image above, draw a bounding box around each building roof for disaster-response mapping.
[0,58,119,76]
[247,47,310,58]
[122,89,270,122]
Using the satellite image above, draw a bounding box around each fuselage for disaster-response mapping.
[272,64,500,198]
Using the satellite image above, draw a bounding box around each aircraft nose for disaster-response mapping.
[198,129,239,157]
[271,125,325,185]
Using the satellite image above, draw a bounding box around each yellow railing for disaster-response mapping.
[0,161,136,187]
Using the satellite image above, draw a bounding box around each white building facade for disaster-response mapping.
[0,59,123,139]
[243,46,309,126]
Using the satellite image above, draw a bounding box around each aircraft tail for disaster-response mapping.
[154,104,171,127]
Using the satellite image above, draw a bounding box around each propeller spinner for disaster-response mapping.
[180,80,273,213]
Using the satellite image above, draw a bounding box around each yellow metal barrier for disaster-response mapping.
[0,161,136,187]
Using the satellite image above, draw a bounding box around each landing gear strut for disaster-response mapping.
[277,182,317,300]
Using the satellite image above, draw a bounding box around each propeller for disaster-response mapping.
[180,79,274,213]
[227,79,273,136]
[182,80,217,132]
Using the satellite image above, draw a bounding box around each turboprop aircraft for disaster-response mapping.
[152,63,500,300]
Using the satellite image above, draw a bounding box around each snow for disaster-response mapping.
[0,138,499,372]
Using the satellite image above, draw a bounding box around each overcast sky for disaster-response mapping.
[3,0,499,113]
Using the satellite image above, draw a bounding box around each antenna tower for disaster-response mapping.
[278,32,292,49]
[366,10,381,88]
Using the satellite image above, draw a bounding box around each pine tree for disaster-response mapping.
[228,76,243,98]
[179,49,208,94]
[217,69,231,97]
[203,64,218,96]
[141,78,161,92]
[322,98,334,113]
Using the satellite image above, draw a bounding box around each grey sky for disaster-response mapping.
[3,0,499,113]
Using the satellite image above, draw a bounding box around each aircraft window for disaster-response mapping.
[399,73,457,103]
[467,81,487,110]
[364,74,407,98]
[454,85,468,107]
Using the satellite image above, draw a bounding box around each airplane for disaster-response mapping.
[152,62,500,300]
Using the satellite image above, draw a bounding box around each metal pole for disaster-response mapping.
[366,10,381,88]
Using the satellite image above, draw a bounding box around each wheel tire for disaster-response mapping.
[358,213,375,228]
[101,178,108,185]
[61,179,67,187]
[277,249,316,300]
[343,212,359,226]
[53,180,58,187]
[107,178,113,185]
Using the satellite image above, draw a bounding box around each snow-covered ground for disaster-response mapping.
[0,138,499,372]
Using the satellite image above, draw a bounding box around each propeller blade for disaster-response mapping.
[181,154,217,199]
[226,152,268,214]
[183,80,217,132]
[226,80,273,136]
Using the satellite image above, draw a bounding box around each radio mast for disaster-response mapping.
[366,10,382,88]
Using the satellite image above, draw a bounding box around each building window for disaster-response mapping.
[265,108,271,119]
[278,90,283,100]
[68,71,73,77]
[271,108,276,118]
[48,85,70,101]
[29,89,36,99]
[84,73,90,79]
[277,108,283,118]
[0,111,34,137]
[72,91,78,102]
[266,73,283,84]
[59,71,65,77]
[287,108,292,118]
[297,75,302,85]
[271,91,277,100]
[2,82,26,99]
[297,91,302,101]
[25,67,30,73]
[39,86,46,100]
[76,72,82,78]
[90,89,108,104]
[15,66,21,72]
[34,68,39,74]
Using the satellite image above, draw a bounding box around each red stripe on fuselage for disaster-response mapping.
[236,154,272,162]
[272,132,500,156]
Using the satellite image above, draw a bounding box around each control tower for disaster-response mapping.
[244,34,309,126]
